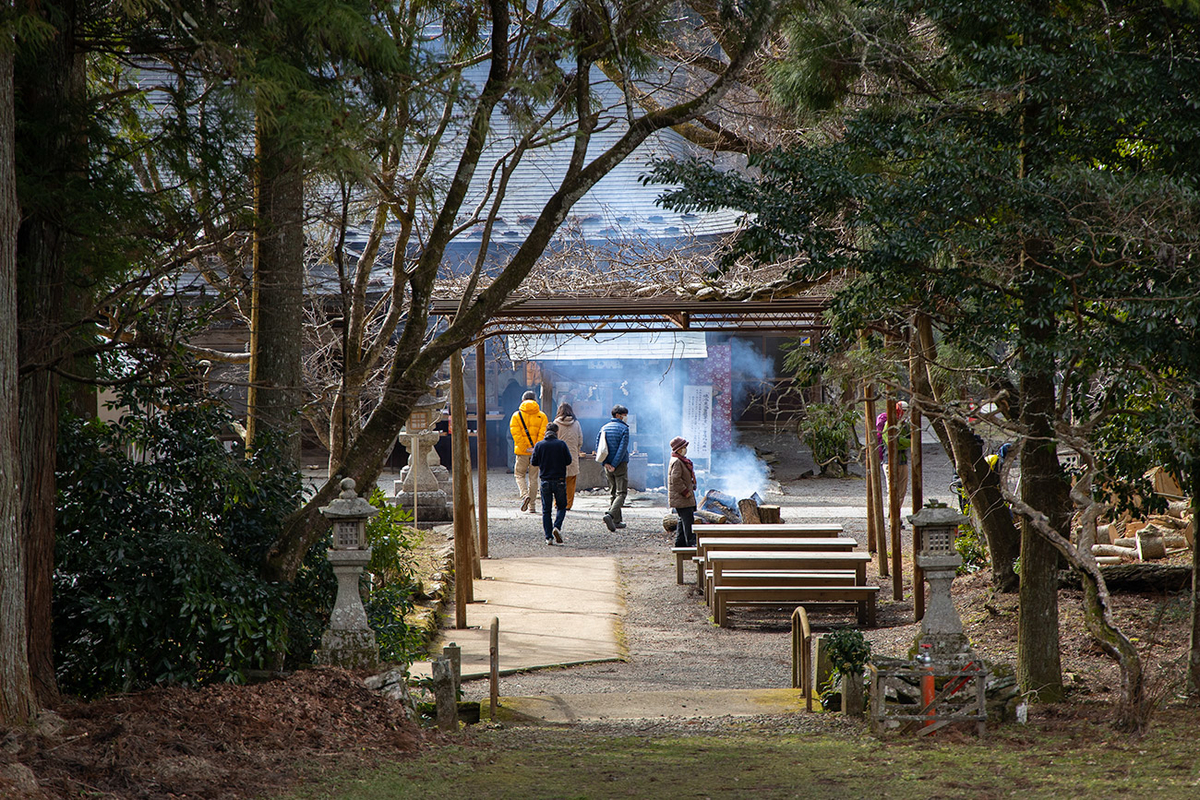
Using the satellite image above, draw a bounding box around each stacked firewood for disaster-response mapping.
[1092,499,1194,565]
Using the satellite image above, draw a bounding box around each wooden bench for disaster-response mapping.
[705,551,877,627]
[695,537,857,594]
[708,569,857,607]
[714,584,879,627]
[670,525,847,585]
[701,523,845,536]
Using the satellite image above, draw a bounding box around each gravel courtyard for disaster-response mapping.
[448,427,960,704]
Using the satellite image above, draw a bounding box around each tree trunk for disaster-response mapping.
[914,315,1020,591]
[1188,390,1200,697]
[1015,364,1068,701]
[0,42,38,725]
[13,2,83,706]
[247,121,305,469]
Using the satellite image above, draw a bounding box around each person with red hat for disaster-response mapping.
[875,400,911,502]
[668,436,698,547]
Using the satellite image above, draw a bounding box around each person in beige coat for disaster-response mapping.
[668,436,697,547]
[553,402,584,509]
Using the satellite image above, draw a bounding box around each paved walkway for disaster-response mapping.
[408,556,625,681]
[488,688,810,723]
[406,552,818,721]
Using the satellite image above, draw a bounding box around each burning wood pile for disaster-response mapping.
[697,490,781,525]
[663,489,784,533]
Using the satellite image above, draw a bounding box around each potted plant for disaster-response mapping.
[824,628,872,717]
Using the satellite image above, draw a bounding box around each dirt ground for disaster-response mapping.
[2,430,1195,799]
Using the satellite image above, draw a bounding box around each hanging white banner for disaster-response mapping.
[681,385,713,459]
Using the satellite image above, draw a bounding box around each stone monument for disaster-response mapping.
[315,479,379,669]
[908,502,976,667]
[394,390,451,521]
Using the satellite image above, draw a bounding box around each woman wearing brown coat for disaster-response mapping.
[553,402,584,509]
[667,436,697,547]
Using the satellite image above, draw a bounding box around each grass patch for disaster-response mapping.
[286,710,1200,799]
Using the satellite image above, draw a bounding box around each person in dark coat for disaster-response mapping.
[531,422,572,544]
[596,404,630,532]
[668,436,698,547]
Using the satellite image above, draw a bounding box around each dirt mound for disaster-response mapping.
[3,668,428,800]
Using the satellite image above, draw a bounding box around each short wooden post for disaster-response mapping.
[431,658,457,732]
[489,617,500,720]
[442,642,461,698]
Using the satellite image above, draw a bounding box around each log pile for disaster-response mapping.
[1090,497,1193,565]
[693,490,782,525]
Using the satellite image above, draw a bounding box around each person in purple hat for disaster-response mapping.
[668,436,697,547]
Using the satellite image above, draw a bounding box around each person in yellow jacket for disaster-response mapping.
[510,391,548,512]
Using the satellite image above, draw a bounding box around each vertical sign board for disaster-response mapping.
[681,385,713,460]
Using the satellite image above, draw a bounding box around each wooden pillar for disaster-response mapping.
[865,381,888,575]
[863,381,877,555]
[909,325,926,621]
[885,373,903,601]
[451,351,472,626]
[475,342,489,559]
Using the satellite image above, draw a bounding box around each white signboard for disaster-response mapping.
[681,385,712,459]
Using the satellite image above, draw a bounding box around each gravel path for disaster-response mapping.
[454,429,960,705]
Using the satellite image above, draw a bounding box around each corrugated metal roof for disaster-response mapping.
[508,331,708,361]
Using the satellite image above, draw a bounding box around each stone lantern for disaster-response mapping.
[394,390,451,521]
[315,478,380,669]
[908,501,975,666]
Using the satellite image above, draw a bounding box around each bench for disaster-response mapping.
[695,537,857,594]
[714,584,880,626]
[672,524,847,584]
[706,569,857,606]
[702,523,845,536]
[705,551,877,628]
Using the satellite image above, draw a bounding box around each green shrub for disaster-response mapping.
[819,627,872,711]
[797,402,857,475]
[955,523,989,575]
[54,378,331,697]
[363,489,425,665]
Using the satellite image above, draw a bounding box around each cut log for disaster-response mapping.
[1147,514,1187,530]
[1114,537,1137,548]
[1092,544,1137,559]
[1163,534,1188,549]
[1183,518,1194,550]
[1095,556,1123,566]
[696,509,728,524]
[1167,500,1191,518]
[1136,529,1167,561]
[758,505,782,524]
[737,498,762,525]
[1096,524,1113,545]
[662,515,678,533]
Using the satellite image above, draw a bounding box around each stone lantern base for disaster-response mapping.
[315,629,380,670]
[393,486,452,521]
[916,632,976,668]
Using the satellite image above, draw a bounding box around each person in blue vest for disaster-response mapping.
[531,423,572,545]
[596,404,631,532]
